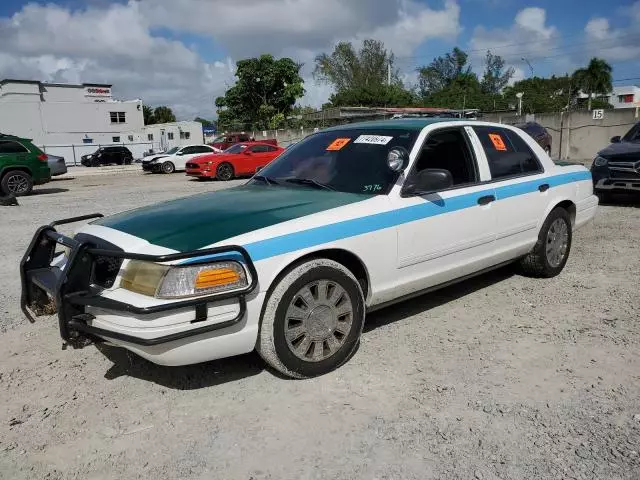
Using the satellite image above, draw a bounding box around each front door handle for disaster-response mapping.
[477,195,495,205]
[538,183,550,192]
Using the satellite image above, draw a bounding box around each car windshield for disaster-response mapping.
[250,128,420,195]
[225,144,248,154]
[212,135,225,143]
[621,123,640,142]
[165,147,180,155]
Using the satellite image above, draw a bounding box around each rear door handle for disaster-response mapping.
[538,184,550,192]
[477,195,495,205]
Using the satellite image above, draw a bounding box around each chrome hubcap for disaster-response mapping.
[285,280,354,362]
[6,174,28,193]
[546,218,569,267]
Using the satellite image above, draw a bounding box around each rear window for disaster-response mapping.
[473,126,542,180]
[0,140,29,154]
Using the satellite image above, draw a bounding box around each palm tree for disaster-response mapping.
[573,58,613,111]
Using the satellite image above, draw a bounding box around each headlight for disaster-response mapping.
[206,161,214,165]
[120,260,248,298]
[594,156,608,167]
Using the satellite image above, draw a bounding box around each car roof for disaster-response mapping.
[0,133,30,141]
[237,141,280,147]
[322,118,464,132]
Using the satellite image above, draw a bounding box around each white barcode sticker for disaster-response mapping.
[353,135,393,145]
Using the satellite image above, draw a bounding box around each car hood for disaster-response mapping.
[92,185,369,252]
[142,154,169,163]
[190,153,235,164]
[597,142,640,161]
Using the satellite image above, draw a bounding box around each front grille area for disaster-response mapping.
[74,233,124,289]
[610,169,640,180]
[186,162,199,169]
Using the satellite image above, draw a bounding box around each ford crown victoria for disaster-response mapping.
[20,119,598,378]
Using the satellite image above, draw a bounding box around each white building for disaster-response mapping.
[607,85,640,109]
[0,79,203,163]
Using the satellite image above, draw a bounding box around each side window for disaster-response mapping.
[0,140,28,154]
[410,128,478,187]
[194,146,211,153]
[250,145,269,153]
[180,146,195,155]
[265,145,278,152]
[167,132,174,140]
[473,126,542,180]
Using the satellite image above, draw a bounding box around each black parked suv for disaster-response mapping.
[80,146,133,167]
[591,121,640,198]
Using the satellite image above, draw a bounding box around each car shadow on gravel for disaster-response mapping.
[598,193,640,208]
[96,343,265,389]
[30,187,69,195]
[364,266,515,332]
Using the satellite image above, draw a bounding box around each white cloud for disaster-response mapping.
[0,0,461,116]
[583,12,640,63]
[469,7,560,77]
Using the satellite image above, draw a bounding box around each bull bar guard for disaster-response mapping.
[20,214,258,347]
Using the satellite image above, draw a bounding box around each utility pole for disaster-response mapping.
[387,61,391,86]
[521,57,534,78]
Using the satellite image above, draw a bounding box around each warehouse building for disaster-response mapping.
[0,79,202,163]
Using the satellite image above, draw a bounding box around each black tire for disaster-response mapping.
[160,161,175,174]
[257,259,365,379]
[91,158,101,167]
[1,170,33,196]
[596,191,610,204]
[216,162,234,181]
[519,207,572,278]
[123,156,133,165]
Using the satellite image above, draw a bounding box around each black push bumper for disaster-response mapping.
[20,214,258,348]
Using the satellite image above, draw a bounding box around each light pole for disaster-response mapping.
[521,57,534,78]
[516,92,524,117]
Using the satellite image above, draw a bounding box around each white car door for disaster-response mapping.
[470,125,551,262]
[172,146,213,171]
[387,125,498,299]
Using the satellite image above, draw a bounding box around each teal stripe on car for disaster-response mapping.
[181,170,590,264]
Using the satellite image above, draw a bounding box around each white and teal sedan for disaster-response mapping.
[21,119,598,378]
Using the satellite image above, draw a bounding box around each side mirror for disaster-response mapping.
[404,168,453,195]
[610,136,621,143]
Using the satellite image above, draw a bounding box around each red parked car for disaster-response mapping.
[186,142,284,181]
[209,133,278,151]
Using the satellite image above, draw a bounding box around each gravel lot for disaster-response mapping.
[1,171,639,480]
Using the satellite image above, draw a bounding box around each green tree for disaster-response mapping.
[503,75,577,114]
[143,105,155,125]
[417,47,472,97]
[314,39,415,107]
[152,106,176,124]
[215,54,305,130]
[572,57,613,111]
[481,51,515,94]
[194,116,215,127]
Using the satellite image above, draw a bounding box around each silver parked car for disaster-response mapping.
[46,154,67,176]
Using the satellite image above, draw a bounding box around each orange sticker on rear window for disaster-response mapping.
[326,138,351,151]
[488,133,507,151]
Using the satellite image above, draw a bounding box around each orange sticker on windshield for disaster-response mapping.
[489,133,507,151]
[326,138,351,151]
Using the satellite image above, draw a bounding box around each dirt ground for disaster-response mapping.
[1,171,639,480]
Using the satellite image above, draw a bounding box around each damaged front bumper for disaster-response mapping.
[20,214,258,348]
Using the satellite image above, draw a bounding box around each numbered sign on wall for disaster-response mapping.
[592,109,604,120]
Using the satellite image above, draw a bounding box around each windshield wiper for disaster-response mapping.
[253,174,279,185]
[284,178,335,191]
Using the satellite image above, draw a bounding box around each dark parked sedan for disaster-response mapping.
[515,122,552,155]
[591,121,640,198]
[80,146,133,167]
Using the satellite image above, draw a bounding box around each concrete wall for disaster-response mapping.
[483,109,639,160]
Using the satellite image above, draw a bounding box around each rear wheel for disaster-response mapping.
[1,170,33,196]
[257,259,365,378]
[123,156,133,165]
[161,161,175,174]
[519,207,572,278]
[216,162,234,181]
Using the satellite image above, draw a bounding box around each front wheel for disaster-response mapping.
[160,161,175,174]
[1,170,33,196]
[519,207,572,278]
[216,162,234,181]
[257,259,365,378]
